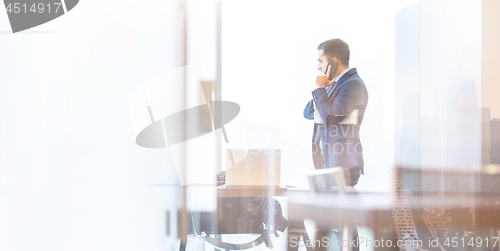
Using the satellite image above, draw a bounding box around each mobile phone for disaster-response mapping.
[325,59,338,81]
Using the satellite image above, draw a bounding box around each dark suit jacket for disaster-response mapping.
[303,68,368,173]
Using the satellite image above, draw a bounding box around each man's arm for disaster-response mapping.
[303,100,315,120]
[312,80,365,126]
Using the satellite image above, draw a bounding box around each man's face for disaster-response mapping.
[317,49,330,73]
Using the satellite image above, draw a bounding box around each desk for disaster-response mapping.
[287,189,392,228]
[152,185,287,197]
[217,186,287,197]
[286,189,393,251]
[287,189,500,251]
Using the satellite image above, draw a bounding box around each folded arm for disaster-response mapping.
[312,81,365,127]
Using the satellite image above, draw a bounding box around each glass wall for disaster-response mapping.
[394,0,500,248]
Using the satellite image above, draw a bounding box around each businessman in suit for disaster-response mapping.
[303,38,368,187]
[302,39,368,251]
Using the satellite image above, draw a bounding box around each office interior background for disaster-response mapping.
[0,0,498,250]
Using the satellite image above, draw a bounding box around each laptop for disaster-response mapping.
[225,149,281,187]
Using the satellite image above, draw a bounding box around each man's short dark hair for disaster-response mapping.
[317,39,350,66]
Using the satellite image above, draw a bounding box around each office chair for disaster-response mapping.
[180,197,289,251]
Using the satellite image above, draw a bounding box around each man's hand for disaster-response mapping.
[316,65,335,88]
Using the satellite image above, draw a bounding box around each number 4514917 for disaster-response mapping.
[6,3,62,14]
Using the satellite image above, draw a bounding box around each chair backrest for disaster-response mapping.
[187,197,288,250]
[304,167,348,193]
